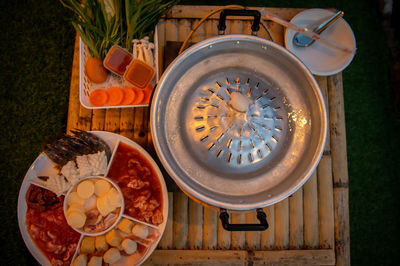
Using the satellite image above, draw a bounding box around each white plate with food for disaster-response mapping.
[284,8,356,76]
[17,131,168,265]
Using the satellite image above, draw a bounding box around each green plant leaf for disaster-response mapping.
[61,0,179,59]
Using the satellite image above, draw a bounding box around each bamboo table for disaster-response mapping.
[67,5,350,266]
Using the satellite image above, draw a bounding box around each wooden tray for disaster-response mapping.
[67,5,350,265]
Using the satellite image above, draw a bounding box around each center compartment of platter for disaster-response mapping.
[64,176,124,236]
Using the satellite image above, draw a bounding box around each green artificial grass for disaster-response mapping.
[1,0,399,265]
[0,0,75,264]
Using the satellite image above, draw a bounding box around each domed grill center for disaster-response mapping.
[188,74,288,167]
[229,91,251,113]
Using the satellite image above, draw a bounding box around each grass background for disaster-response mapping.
[0,0,399,265]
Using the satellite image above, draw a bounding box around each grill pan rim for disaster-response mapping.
[151,34,328,210]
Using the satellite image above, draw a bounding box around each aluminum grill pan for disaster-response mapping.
[151,34,327,210]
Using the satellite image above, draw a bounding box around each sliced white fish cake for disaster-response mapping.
[97,194,114,216]
[95,235,109,252]
[67,203,85,215]
[131,223,149,239]
[80,236,95,254]
[67,211,86,229]
[106,187,122,209]
[105,229,122,247]
[67,191,85,206]
[103,248,121,264]
[94,179,111,197]
[72,254,87,266]
[77,180,95,199]
[121,239,137,254]
[117,218,134,233]
[88,256,102,266]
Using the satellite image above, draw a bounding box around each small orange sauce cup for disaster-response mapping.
[124,59,155,89]
[103,45,133,76]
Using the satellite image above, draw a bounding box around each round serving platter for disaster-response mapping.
[17,131,168,266]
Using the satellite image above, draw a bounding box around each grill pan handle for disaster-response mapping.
[219,208,269,231]
[218,9,261,36]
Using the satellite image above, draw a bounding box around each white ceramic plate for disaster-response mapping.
[284,8,356,76]
[17,131,168,265]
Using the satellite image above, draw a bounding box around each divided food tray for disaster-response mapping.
[18,131,168,265]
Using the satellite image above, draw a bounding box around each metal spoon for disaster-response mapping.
[293,10,344,47]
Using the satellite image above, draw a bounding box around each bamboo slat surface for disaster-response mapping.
[67,5,350,265]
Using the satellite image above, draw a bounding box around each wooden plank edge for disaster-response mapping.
[173,192,189,249]
[289,189,304,249]
[303,171,319,249]
[188,199,203,249]
[274,198,289,249]
[327,73,350,266]
[203,207,218,249]
[66,35,81,133]
[260,205,274,249]
[158,192,173,249]
[145,249,335,265]
[317,155,335,249]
